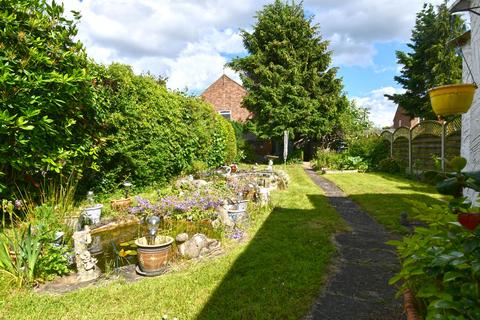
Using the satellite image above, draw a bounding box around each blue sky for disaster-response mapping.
[338,42,409,97]
[62,0,448,128]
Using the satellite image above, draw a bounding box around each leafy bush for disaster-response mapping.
[230,121,255,163]
[377,157,405,174]
[222,119,237,164]
[0,1,236,198]
[287,148,304,164]
[80,64,236,193]
[0,0,100,196]
[389,201,480,319]
[346,135,389,168]
[0,225,42,287]
[311,149,368,171]
[390,158,480,319]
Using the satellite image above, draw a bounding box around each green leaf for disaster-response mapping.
[388,273,403,285]
[449,156,467,172]
[385,240,403,247]
[436,178,462,196]
[443,271,462,282]
[417,283,439,298]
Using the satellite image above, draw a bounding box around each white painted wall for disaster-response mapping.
[460,0,480,202]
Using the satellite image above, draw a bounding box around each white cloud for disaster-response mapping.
[308,0,446,67]
[60,0,448,91]
[61,0,254,91]
[352,87,406,128]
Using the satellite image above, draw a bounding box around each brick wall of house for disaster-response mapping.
[392,106,420,129]
[201,75,251,122]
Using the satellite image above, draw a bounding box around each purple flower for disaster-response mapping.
[14,199,23,209]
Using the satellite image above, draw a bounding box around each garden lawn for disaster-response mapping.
[324,172,444,233]
[1,165,345,320]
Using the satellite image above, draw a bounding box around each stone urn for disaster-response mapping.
[135,235,173,276]
[83,204,103,225]
[227,201,248,224]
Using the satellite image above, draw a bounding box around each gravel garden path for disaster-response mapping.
[303,166,404,320]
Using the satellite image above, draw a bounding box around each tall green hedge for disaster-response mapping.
[81,64,236,192]
[0,0,236,197]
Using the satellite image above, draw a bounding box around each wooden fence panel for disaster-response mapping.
[411,134,441,170]
[381,118,461,172]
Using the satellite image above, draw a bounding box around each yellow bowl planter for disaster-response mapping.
[428,83,477,116]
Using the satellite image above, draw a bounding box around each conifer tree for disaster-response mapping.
[229,0,348,145]
[386,3,465,119]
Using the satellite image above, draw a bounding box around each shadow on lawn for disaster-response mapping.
[370,172,437,194]
[196,194,340,320]
[347,193,442,233]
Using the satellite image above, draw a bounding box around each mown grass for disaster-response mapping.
[1,165,345,320]
[323,172,444,233]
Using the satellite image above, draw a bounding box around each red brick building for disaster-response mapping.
[201,74,251,122]
[392,106,420,129]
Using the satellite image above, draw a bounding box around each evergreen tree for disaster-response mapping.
[229,0,348,145]
[386,3,465,119]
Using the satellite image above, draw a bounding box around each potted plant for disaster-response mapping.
[425,156,480,230]
[130,197,173,276]
[428,83,477,116]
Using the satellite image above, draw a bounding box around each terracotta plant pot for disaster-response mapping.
[457,213,480,231]
[135,236,173,276]
[404,289,421,320]
[428,83,477,116]
[110,197,132,211]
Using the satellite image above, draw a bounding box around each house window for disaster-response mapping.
[398,119,402,127]
[219,110,231,120]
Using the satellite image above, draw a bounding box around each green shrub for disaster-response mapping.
[0,0,100,197]
[311,149,368,171]
[287,148,304,164]
[311,149,341,170]
[230,120,256,163]
[0,1,237,198]
[377,157,405,174]
[80,64,235,193]
[389,201,480,319]
[346,135,389,168]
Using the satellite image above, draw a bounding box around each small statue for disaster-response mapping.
[72,226,101,282]
[267,159,273,172]
[257,187,270,206]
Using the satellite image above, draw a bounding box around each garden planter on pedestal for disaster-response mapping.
[428,83,476,116]
[83,204,103,225]
[135,236,173,276]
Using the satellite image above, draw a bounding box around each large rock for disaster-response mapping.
[175,233,221,259]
